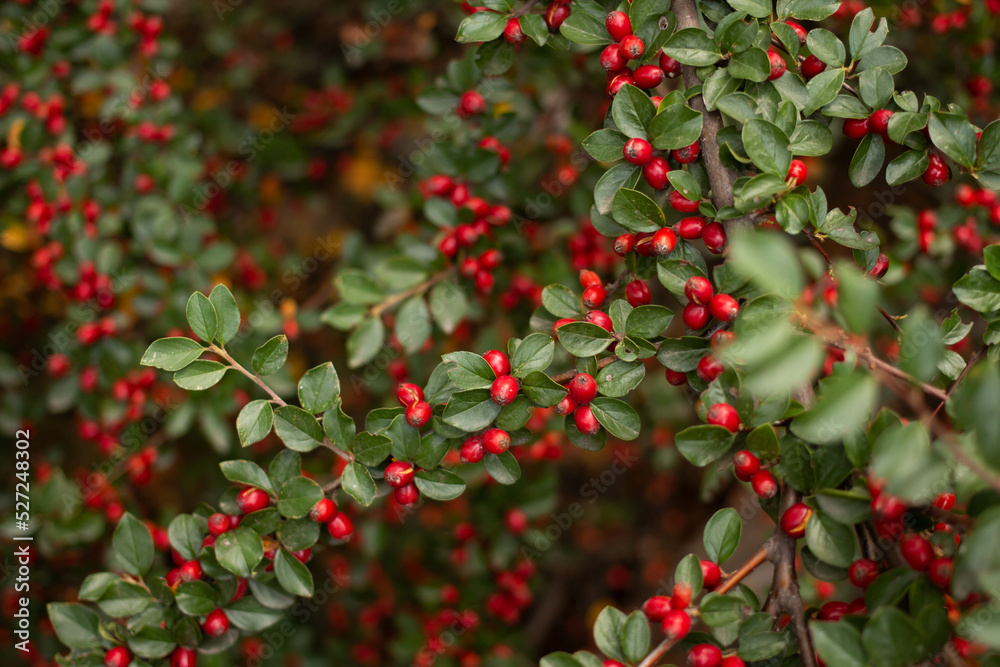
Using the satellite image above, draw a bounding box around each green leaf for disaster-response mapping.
[414,468,466,501]
[175,580,219,616]
[791,371,878,445]
[540,654,583,667]
[593,607,627,662]
[729,231,803,298]
[625,305,672,338]
[805,510,857,568]
[47,603,101,649]
[268,450,301,492]
[862,607,922,667]
[556,322,614,357]
[595,360,645,398]
[811,621,867,667]
[663,28,721,66]
[621,611,651,664]
[704,508,742,564]
[954,266,1000,312]
[351,431,392,467]
[612,84,656,139]
[174,360,227,390]
[542,284,582,318]
[742,119,791,177]
[520,371,566,407]
[443,388,501,432]
[928,111,977,168]
[848,9,887,62]
[277,476,324,518]
[168,514,205,562]
[209,284,240,343]
[589,398,640,440]
[215,527,264,578]
[510,333,555,377]
[728,0,771,17]
[484,451,520,484]
[456,11,506,43]
[806,29,846,67]
[777,0,840,20]
[341,462,377,506]
[816,488,872,525]
[443,351,497,389]
[186,291,219,342]
[676,553,705,598]
[559,8,612,45]
[141,337,204,371]
[387,414,421,461]
[836,260,878,334]
[429,282,468,334]
[656,336,711,371]
[336,269,384,305]
[675,425,736,466]
[583,129,628,162]
[594,163,640,215]
[789,120,834,156]
[252,335,288,376]
[220,459,273,493]
[649,104,704,151]
[297,363,340,414]
[611,188,664,233]
[323,404,356,450]
[237,400,274,447]
[728,47,770,82]
[347,317,386,369]
[977,119,1000,171]
[273,405,326,452]
[848,133,885,187]
[111,512,154,576]
[225,596,284,632]
[948,364,1000,469]
[274,548,314,597]
[885,150,929,186]
[396,296,432,354]
[520,13,549,45]
[805,67,846,116]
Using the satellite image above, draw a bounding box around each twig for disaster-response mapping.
[877,305,904,336]
[637,638,679,667]
[673,0,753,235]
[550,353,622,385]
[926,346,985,423]
[717,541,772,595]
[604,269,630,296]
[768,486,816,667]
[322,478,343,493]
[370,269,454,319]
[513,0,541,18]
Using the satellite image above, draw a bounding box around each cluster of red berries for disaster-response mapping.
[569,220,618,273]
[598,11,674,96]
[485,561,536,624]
[309,495,355,541]
[397,382,433,429]
[555,371,601,435]
[384,460,421,507]
[498,273,543,310]
[614,215,728,260]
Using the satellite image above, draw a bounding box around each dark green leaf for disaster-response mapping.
[140,337,204,371]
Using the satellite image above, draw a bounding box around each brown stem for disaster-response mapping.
[877,305,904,336]
[768,486,817,667]
[717,541,772,595]
[550,353,623,385]
[673,0,753,235]
[370,269,454,319]
[926,346,985,423]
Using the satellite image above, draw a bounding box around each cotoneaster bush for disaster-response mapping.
[5,0,1000,666]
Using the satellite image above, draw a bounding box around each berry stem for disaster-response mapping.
[717,542,771,595]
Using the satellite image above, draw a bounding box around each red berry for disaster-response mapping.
[870,109,894,136]
[626,279,652,307]
[697,355,725,382]
[706,403,740,433]
[203,608,229,637]
[623,137,653,166]
[619,35,644,60]
[613,233,635,255]
[397,383,424,407]
[784,19,807,43]
[569,373,598,404]
[583,285,607,308]
[683,302,710,330]
[662,609,692,639]
[672,141,700,164]
[574,405,601,435]
[327,512,354,540]
[633,64,664,89]
[665,368,687,386]
[900,534,933,571]
[553,317,576,338]
[659,52,681,78]
[927,557,953,589]
[605,11,633,42]
[384,461,415,488]
[922,153,950,186]
[643,156,670,189]
[779,502,813,539]
[709,294,739,322]
[642,595,673,621]
[544,2,570,31]
[751,470,778,498]
[669,191,701,213]
[677,216,706,239]
[505,508,529,534]
[766,48,787,81]
[702,222,726,253]
[721,658,746,667]
[684,276,714,305]
[179,560,202,582]
[236,487,269,514]
[787,159,807,186]
[872,494,907,522]
[869,253,890,279]
[483,350,511,377]
[688,644,722,667]
[933,493,956,510]
[843,117,871,140]
[460,436,486,463]
[585,310,614,332]
[580,270,602,289]
[482,428,511,454]
[490,375,519,406]
[208,513,229,537]
[702,560,723,590]
[800,54,826,79]
[652,227,677,255]
[733,450,760,482]
[848,559,879,589]
[503,17,525,44]
[395,482,420,506]
[310,498,337,523]
[405,400,432,428]
[955,184,977,207]
[633,231,654,256]
[819,601,850,621]
[459,90,487,116]
[105,647,131,667]
[170,647,197,667]
[555,394,578,415]
[600,44,627,72]
[711,330,736,349]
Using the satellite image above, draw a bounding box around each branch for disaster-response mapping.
[370,269,454,319]
[672,0,753,234]
[926,346,985,423]
[768,486,816,667]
